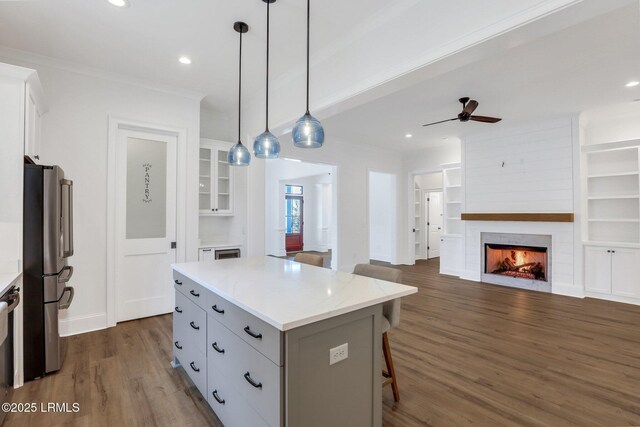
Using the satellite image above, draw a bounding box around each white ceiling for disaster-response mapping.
[0,0,391,110]
[321,2,640,151]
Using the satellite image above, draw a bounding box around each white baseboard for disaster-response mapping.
[59,312,108,337]
[552,282,584,298]
[585,291,640,306]
[439,269,461,277]
[460,270,481,282]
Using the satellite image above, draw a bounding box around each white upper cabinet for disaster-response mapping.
[24,80,45,162]
[199,139,234,216]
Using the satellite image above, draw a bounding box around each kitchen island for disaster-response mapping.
[171,256,417,427]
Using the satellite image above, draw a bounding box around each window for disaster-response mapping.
[285,185,303,195]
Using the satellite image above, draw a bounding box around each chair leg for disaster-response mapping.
[382,332,400,402]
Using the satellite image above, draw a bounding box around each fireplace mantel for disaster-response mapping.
[461,213,574,223]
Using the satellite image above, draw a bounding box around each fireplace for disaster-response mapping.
[485,244,547,281]
[481,233,552,292]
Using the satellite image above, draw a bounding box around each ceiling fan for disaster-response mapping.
[422,97,502,127]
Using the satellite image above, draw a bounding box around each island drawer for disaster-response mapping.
[182,344,207,398]
[206,291,283,366]
[207,316,283,426]
[174,271,206,306]
[185,302,207,357]
[208,367,270,427]
[172,309,187,363]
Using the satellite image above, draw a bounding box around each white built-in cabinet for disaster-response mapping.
[199,139,234,216]
[584,245,640,299]
[582,140,640,302]
[440,163,463,276]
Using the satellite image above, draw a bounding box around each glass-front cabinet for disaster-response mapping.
[199,139,234,216]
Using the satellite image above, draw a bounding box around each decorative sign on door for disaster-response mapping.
[126,137,167,239]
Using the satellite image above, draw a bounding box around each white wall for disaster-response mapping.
[415,172,443,191]
[15,63,202,336]
[582,102,640,144]
[460,117,582,296]
[265,160,334,258]
[369,172,397,263]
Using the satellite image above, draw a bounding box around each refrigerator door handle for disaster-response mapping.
[61,179,74,258]
[58,266,74,284]
[59,287,74,310]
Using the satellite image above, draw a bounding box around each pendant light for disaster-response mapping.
[253,0,281,159]
[292,0,324,148]
[228,22,251,166]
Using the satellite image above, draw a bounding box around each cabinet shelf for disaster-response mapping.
[587,171,639,179]
[587,195,639,200]
[199,158,210,162]
[588,218,640,223]
[199,139,235,216]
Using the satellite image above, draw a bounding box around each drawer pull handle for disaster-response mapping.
[189,362,200,373]
[212,390,225,405]
[175,307,182,313]
[211,304,225,314]
[190,290,200,298]
[175,280,182,286]
[212,342,225,354]
[190,321,200,330]
[244,372,262,389]
[174,341,182,350]
[244,326,262,340]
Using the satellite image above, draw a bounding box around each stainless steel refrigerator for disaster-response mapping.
[23,164,75,381]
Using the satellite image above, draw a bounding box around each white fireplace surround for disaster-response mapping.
[481,232,552,292]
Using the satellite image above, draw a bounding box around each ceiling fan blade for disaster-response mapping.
[469,115,502,123]
[462,100,479,115]
[422,118,458,127]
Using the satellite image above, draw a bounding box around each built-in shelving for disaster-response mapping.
[584,145,640,244]
[443,166,462,235]
[414,184,423,259]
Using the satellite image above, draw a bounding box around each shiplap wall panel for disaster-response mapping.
[461,118,578,294]
[464,120,574,213]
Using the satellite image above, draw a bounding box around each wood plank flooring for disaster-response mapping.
[6,258,640,426]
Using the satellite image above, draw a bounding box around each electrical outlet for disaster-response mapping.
[329,343,348,366]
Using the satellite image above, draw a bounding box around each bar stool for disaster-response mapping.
[352,264,402,402]
[293,253,324,268]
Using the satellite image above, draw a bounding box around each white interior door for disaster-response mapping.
[427,192,443,259]
[115,128,177,322]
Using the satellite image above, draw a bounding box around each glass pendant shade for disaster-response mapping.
[228,142,251,166]
[253,131,281,159]
[292,113,324,148]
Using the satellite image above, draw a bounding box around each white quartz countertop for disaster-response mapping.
[0,272,21,296]
[172,256,417,331]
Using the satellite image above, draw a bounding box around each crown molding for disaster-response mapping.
[0,45,206,102]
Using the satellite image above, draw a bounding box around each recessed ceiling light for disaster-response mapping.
[179,57,192,65]
[626,81,639,88]
[405,133,412,138]
[108,0,130,7]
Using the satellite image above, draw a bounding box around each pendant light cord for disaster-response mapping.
[238,29,243,144]
[265,1,270,131]
[305,0,310,114]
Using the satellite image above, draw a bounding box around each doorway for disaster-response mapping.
[107,118,186,326]
[414,172,443,260]
[368,171,397,263]
[285,185,304,252]
[265,159,337,269]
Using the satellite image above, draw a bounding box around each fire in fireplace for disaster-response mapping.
[485,244,548,282]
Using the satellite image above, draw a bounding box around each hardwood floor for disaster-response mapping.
[6,258,640,426]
